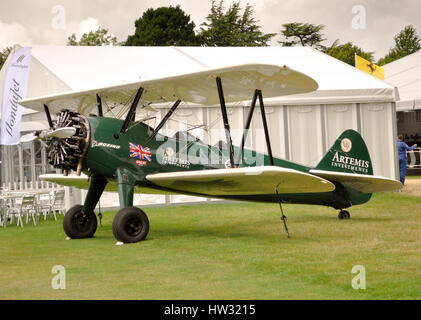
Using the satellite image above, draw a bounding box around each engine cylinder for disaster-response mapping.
[47,109,89,174]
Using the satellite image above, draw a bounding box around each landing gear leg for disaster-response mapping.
[276,189,291,239]
[112,168,149,243]
[63,174,107,239]
[338,210,350,220]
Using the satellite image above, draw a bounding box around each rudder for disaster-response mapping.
[316,129,373,176]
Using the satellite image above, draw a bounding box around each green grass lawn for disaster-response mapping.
[1,192,421,300]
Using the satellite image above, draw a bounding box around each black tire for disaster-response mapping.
[112,207,149,243]
[63,205,98,239]
[343,210,351,219]
[338,210,351,220]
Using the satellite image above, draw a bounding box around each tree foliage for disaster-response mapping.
[125,5,199,46]
[324,42,373,66]
[199,0,276,46]
[377,25,421,65]
[279,22,326,49]
[0,46,12,70]
[67,27,121,46]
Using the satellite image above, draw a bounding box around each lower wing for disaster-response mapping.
[40,167,336,197]
[146,166,335,196]
[39,173,176,195]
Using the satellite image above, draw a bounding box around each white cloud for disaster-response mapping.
[0,20,32,49]
[78,17,100,37]
[1,0,421,61]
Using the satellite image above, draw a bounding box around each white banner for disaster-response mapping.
[1,47,31,145]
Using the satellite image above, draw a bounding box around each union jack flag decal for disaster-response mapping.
[129,143,152,162]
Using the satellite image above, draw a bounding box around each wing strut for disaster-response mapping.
[236,89,274,166]
[147,99,181,142]
[216,77,235,168]
[258,90,274,166]
[43,104,54,129]
[120,87,144,133]
[96,94,103,117]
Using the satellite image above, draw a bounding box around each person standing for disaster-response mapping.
[397,134,417,186]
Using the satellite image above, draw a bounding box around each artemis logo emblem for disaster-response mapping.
[165,147,174,157]
[340,138,352,153]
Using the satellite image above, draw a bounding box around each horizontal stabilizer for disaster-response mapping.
[309,169,403,193]
[146,166,335,196]
[19,63,318,116]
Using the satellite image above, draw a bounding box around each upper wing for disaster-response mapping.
[309,169,403,193]
[19,63,318,116]
[146,166,335,196]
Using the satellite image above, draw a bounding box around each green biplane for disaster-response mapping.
[19,64,402,243]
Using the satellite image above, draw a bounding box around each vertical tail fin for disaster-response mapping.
[316,129,373,176]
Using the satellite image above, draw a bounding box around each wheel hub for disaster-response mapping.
[125,217,143,237]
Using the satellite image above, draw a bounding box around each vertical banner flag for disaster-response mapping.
[355,54,385,80]
[1,47,31,145]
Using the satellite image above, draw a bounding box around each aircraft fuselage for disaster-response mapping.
[82,116,371,210]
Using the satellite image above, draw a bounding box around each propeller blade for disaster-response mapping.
[20,127,76,144]
[46,127,76,139]
[20,133,38,143]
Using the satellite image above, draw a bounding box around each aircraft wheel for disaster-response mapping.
[338,210,350,220]
[63,205,98,239]
[112,207,149,243]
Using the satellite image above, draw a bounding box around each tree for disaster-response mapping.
[125,5,199,46]
[324,42,373,66]
[199,0,276,46]
[378,25,421,65]
[279,22,326,49]
[67,27,121,46]
[0,46,12,70]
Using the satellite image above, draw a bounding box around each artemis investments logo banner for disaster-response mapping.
[1,47,31,145]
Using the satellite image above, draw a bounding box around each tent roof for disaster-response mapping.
[383,50,421,111]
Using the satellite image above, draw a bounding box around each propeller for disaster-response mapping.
[20,127,76,143]
[20,132,39,143]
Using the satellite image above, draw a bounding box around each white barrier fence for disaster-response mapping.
[407,149,421,168]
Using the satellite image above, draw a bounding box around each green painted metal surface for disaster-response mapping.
[80,117,372,210]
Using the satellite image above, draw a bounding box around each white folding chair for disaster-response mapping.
[21,195,38,226]
[38,192,54,220]
[5,196,25,228]
[51,190,66,217]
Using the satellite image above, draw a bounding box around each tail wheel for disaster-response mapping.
[112,207,149,243]
[63,205,98,238]
[338,210,351,220]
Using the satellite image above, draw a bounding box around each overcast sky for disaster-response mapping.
[0,0,419,60]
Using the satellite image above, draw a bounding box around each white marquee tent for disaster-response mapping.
[0,45,399,209]
[383,51,421,154]
[383,50,421,111]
